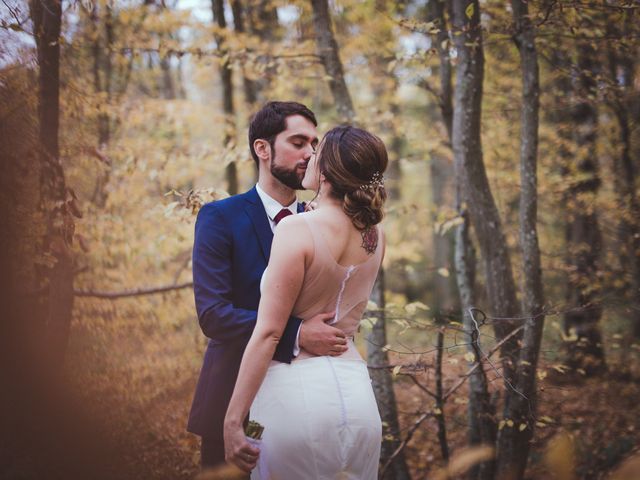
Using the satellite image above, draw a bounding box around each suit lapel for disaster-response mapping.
[244,187,273,262]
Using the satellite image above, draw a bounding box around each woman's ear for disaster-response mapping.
[253,139,271,161]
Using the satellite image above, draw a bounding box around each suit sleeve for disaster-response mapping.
[192,203,301,363]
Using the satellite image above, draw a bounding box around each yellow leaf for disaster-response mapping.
[465,3,475,19]
[437,267,450,278]
[506,419,514,427]
[405,301,430,314]
[519,423,527,432]
[433,407,442,415]
[464,352,476,362]
[392,365,402,377]
[498,420,506,430]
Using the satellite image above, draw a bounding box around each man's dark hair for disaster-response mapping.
[248,101,317,165]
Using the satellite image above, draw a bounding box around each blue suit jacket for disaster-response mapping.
[187,186,303,438]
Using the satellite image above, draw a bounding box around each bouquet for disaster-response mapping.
[245,420,264,449]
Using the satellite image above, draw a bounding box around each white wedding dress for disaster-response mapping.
[251,215,383,480]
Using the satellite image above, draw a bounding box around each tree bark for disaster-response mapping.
[562,41,606,375]
[30,0,75,367]
[212,0,238,195]
[456,211,496,480]
[495,1,545,478]
[426,0,458,319]
[367,270,411,480]
[606,12,640,338]
[231,0,258,107]
[450,0,521,384]
[310,0,355,122]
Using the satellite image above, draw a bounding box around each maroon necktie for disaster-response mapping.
[274,208,293,225]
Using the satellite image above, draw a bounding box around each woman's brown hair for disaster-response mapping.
[317,125,388,230]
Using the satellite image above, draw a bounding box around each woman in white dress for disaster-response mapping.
[224,125,388,479]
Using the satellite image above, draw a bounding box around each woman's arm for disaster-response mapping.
[223,216,311,472]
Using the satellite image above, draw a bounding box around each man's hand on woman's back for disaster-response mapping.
[299,311,348,356]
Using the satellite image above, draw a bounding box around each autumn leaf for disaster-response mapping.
[465,3,475,19]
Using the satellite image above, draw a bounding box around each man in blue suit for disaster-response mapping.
[188,101,348,469]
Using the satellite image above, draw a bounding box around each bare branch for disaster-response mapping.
[75,281,193,299]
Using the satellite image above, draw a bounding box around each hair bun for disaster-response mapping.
[343,185,386,231]
[318,125,389,231]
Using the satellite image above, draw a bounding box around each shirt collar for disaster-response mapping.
[255,184,298,222]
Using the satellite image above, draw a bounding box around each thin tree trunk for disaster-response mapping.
[246,0,279,102]
[30,0,75,367]
[231,0,258,107]
[90,3,112,207]
[456,210,496,480]
[212,0,238,195]
[450,0,521,384]
[607,13,640,338]
[160,56,176,100]
[426,0,453,141]
[310,0,355,122]
[562,42,605,375]
[426,0,458,319]
[425,2,493,472]
[495,1,545,477]
[367,270,411,480]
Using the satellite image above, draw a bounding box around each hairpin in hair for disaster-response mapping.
[359,171,384,191]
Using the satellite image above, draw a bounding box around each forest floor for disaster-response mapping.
[43,317,640,480]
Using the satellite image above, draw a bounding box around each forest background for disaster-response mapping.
[1,0,640,479]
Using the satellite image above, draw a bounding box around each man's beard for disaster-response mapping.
[270,158,305,190]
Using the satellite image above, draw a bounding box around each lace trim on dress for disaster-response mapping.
[333,265,355,325]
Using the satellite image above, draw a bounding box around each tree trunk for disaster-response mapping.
[30,0,75,367]
[426,0,458,318]
[607,13,640,338]
[310,0,355,122]
[495,1,545,478]
[212,0,238,195]
[246,0,279,102]
[426,0,453,141]
[456,210,496,480]
[450,0,521,384]
[160,56,176,100]
[562,42,605,375]
[231,0,258,107]
[367,270,411,480]
[89,2,112,207]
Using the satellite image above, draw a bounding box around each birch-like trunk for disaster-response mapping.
[496,1,545,477]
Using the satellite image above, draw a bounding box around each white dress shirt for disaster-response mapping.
[256,184,298,233]
[255,183,301,355]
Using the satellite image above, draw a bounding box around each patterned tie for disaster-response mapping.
[274,208,293,225]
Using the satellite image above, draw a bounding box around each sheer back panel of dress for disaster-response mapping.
[292,214,383,362]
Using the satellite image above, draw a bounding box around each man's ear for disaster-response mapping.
[253,139,271,161]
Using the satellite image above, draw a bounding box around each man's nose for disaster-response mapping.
[303,145,314,159]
